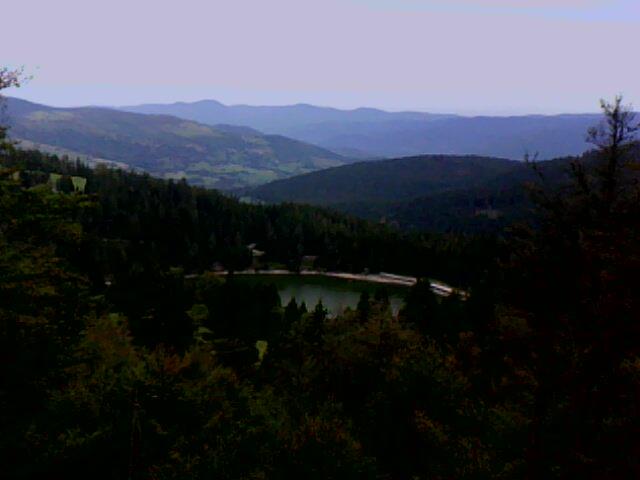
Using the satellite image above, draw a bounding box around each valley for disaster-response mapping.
[5,97,348,189]
[2,0,638,474]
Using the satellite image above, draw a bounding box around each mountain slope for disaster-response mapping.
[247,154,579,232]
[5,97,347,189]
[121,99,600,160]
[248,155,523,205]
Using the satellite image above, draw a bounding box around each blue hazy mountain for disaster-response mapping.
[121,100,600,160]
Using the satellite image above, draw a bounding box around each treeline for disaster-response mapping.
[1,148,498,287]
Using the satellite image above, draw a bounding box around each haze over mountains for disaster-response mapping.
[122,100,600,160]
[5,95,607,202]
[5,98,347,189]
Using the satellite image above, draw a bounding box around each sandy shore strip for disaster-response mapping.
[208,269,466,297]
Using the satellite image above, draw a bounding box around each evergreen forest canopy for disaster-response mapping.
[2,67,640,478]
[247,150,619,233]
[245,154,556,232]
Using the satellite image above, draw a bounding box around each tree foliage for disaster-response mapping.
[1,94,638,479]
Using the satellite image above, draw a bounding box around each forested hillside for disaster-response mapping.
[5,97,347,189]
[248,154,522,205]
[1,148,495,286]
[248,153,582,232]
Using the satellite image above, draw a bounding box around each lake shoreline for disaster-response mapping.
[211,269,461,297]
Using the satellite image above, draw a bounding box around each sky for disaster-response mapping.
[3,0,639,114]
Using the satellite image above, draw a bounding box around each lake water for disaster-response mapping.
[235,274,408,316]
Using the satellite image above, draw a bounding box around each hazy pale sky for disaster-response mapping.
[4,0,639,114]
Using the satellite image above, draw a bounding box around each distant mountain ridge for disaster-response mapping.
[5,97,348,189]
[121,99,449,133]
[121,100,601,160]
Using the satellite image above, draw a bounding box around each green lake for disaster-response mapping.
[234,274,409,316]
